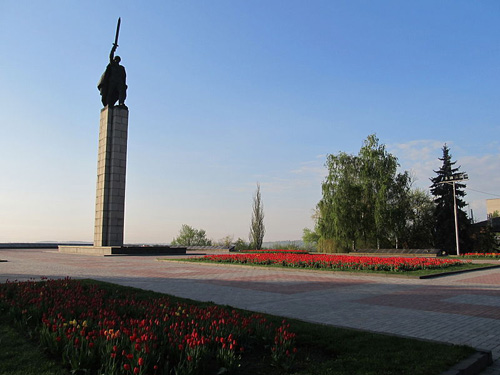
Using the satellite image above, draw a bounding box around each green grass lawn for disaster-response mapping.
[0,317,67,375]
[0,280,476,375]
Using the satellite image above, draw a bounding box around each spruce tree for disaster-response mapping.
[430,145,470,254]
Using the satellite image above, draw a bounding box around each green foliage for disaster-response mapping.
[317,149,361,250]
[490,210,500,219]
[405,189,436,248]
[214,235,234,248]
[317,134,413,251]
[233,238,251,251]
[0,317,67,375]
[249,183,265,250]
[430,145,471,254]
[317,238,344,253]
[469,226,498,253]
[302,228,320,251]
[171,224,212,246]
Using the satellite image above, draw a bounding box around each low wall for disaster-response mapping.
[351,248,443,257]
[0,243,92,249]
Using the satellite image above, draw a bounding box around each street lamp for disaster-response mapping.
[439,173,469,256]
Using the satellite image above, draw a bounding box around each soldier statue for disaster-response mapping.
[98,18,127,108]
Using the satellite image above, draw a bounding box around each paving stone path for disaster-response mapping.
[1,248,500,373]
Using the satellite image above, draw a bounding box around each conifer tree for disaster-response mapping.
[430,145,470,254]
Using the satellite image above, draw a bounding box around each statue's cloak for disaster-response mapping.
[97,65,112,96]
[97,63,126,106]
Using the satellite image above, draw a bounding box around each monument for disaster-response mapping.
[93,105,128,247]
[59,19,184,256]
[97,18,127,109]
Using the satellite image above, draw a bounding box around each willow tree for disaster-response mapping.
[317,151,362,250]
[317,134,412,251]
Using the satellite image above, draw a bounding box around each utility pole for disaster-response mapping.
[439,173,468,256]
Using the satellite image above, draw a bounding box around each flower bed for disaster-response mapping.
[0,278,296,374]
[193,253,467,272]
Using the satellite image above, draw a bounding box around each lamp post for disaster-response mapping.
[439,173,468,256]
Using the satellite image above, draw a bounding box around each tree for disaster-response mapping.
[317,134,412,251]
[405,189,435,248]
[430,145,470,254]
[358,135,403,248]
[302,209,321,251]
[384,169,412,249]
[302,228,320,248]
[490,210,500,219]
[469,225,497,253]
[234,238,251,251]
[215,235,234,248]
[171,224,212,246]
[317,151,362,251]
[249,183,265,250]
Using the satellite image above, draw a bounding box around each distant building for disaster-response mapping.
[487,198,500,218]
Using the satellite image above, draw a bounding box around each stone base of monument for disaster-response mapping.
[58,245,186,256]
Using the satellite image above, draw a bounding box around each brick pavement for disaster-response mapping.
[1,248,500,373]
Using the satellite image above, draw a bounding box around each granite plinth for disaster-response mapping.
[94,106,129,247]
[58,245,186,256]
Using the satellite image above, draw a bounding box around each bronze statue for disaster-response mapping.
[98,18,127,108]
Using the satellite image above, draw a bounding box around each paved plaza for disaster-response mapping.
[1,248,500,373]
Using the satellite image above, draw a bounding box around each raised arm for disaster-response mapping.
[109,44,117,63]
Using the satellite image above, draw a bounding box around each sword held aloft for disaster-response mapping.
[113,17,121,47]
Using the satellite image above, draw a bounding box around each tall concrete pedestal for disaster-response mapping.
[94,106,129,247]
[59,106,185,256]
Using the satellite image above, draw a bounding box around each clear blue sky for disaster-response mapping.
[1,1,499,244]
